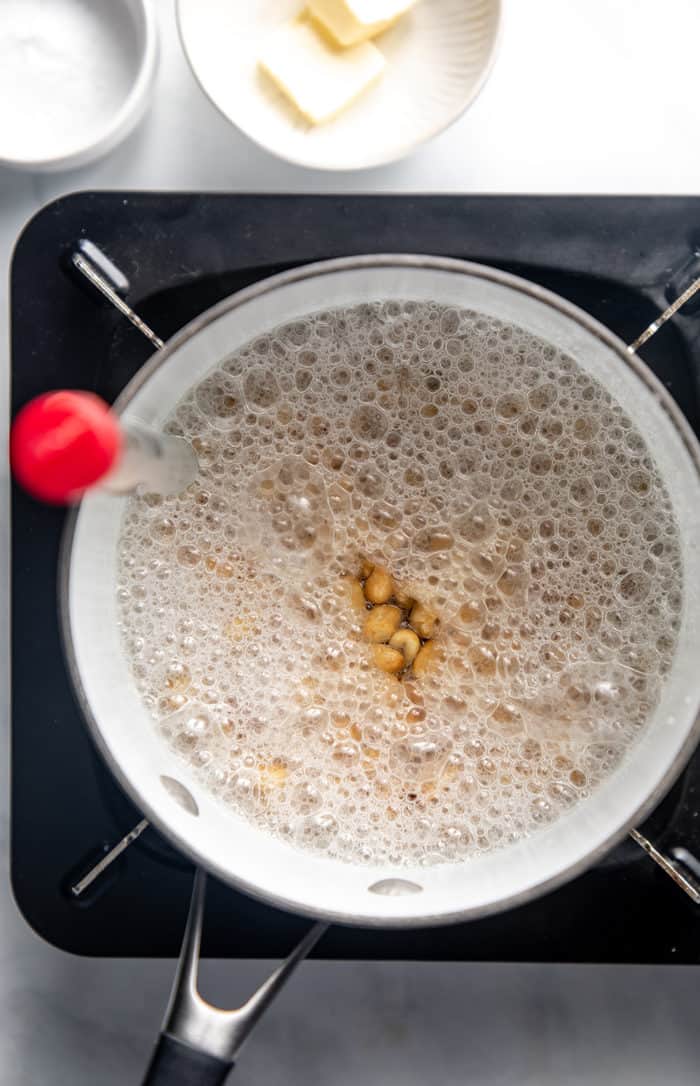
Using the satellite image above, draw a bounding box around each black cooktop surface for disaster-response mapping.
[10,193,700,961]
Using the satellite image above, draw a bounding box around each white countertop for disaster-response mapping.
[2,2,700,1083]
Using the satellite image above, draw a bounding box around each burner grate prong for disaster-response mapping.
[630,829,700,904]
[627,274,700,354]
[70,817,150,897]
[71,249,165,350]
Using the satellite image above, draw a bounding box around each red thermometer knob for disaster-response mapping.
[10,390,122,504]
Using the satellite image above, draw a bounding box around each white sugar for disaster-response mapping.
[0,0,137,164]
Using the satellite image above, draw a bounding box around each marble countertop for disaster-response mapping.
[2,2,700,1082]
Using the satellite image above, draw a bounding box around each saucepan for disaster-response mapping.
[55,256,700,1082]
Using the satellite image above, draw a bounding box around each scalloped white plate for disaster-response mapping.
[177,0,502,171]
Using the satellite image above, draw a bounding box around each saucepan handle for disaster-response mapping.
[142,1034,233,1086]
[140,871,327,1086]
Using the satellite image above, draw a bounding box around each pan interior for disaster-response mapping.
[65,258,700,926]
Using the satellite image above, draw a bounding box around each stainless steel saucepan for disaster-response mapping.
[58,256,700,1083]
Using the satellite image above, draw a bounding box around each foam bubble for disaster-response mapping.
[118,302,682,867]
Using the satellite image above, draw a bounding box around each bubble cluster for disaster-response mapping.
[116,302,683,867]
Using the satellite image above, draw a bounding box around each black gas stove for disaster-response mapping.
[10,193,700,962]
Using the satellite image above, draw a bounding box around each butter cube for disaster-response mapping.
[259,17,385,125]
[308,0,418,47]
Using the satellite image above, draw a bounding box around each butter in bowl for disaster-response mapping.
[177,0,502,171]
[259,2,417,126]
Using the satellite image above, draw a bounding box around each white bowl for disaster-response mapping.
[0,0,158,172]
[177,0,502,172]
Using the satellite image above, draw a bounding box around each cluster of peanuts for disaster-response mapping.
[347,561,440,678]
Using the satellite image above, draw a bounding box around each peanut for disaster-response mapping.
[341,575,367,612]
[393,586,415,611]
[364,566,394,604]
[412,640,441,677]
[389,627,421,666]
[364,604,402,643]
[372,644,405,674]
[409,601,438,639]
[258,760,288,788]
